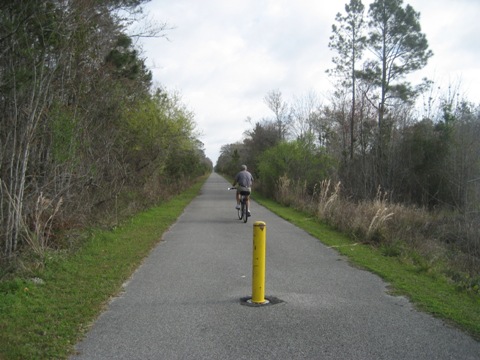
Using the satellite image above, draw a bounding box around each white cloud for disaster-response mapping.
[138,0,480,163]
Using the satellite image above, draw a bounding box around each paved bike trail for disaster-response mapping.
[71,172,480,360]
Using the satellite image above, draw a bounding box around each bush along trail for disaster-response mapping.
[0,177,206,360]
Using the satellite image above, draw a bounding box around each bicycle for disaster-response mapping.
[229,187,250,223]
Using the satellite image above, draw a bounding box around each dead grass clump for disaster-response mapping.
[322,186,395,245]
[22,193,64,257]
[367,192,394,242]
[275,175,293,206]
[315,180,341,220]
[270,175,480,279]
[354,201,478,279]
[275,175,311,211]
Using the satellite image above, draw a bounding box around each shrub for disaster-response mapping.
[269,175,480,280]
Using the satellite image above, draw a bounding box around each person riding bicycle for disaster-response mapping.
[232,164,254,215]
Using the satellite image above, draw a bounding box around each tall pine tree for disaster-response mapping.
[362,0,433,135]
[328,0,366,159]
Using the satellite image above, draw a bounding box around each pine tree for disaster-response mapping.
[328,0,367,159]
[362,0,433,135]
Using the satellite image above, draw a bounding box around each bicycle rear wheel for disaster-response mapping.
[243,200,248,223]
[237,194,243,220]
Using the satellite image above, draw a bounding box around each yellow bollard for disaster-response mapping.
[251,221,267,304]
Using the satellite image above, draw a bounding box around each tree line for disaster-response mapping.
[0,0,212,260]
[216,0,480,217]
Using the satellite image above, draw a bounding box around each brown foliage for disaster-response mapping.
[273,175,479,278]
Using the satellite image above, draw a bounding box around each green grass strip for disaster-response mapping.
[0,177,206,360]
[254,195,480,340]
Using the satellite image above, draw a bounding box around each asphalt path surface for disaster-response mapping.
[72,173,480,359]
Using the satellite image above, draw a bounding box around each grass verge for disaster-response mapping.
[254,194,480,340]
[0,176,206,360]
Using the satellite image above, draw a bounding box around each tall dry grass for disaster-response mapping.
[270,175,480,289]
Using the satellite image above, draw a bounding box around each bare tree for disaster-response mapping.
[264,89,290,140]
[290,91,321,143]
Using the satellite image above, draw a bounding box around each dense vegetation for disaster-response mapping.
[0,0,212,265]
[0,179,206,359]
[216,0,480,288]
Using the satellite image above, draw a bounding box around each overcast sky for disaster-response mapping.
[136,0,480,163]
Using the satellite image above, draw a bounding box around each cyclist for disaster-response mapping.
[232,164,254,215]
